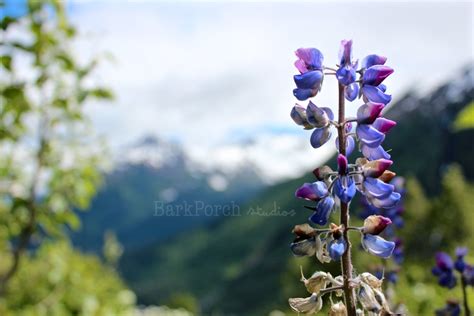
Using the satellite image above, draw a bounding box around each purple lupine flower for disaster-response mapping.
[295,181,328,201]
[454,247,468,272]
[357,117,396,161]
[333,155,356,203]
[335,136,356,156]
[290,102,334,148]
[392,238,404,264]
[362,177,400,209]
[463,265,474,286]
[361,234,395,258]
[336,40,357,86]
[435,300,461,316]
[432,252,457,289]
[359,55,393,105]
[328,237,347,261]
[293,48,324,100]
[356,102,385,124]
[295,181,335,226]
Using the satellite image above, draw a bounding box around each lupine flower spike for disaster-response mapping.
[288,40,399,315]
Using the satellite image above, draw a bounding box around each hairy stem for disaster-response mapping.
[337,83,357,315]
[461,276,471,316]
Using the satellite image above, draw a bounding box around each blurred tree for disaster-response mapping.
[0,0,137,313]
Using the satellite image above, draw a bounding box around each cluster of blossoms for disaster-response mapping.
[360,177,405,284]
[288,40,400,315]
[432,247,473,315]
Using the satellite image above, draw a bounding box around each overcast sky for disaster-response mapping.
[66,1,473,146]
[3,0,474,181]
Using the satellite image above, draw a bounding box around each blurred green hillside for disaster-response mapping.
[120,66,474,315]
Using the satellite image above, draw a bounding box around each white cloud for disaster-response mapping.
[68,1,472,181]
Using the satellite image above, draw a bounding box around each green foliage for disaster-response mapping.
[0,241,136,316]
[454,101,474,131]
[0,1,136,313]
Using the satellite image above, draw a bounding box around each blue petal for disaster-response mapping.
[370,192,401,209]
[310,127,331,149]
[362,85,392,105]
[293,88,314,101]
[294,70,323,89]
[306,102,329,128]
[362,234,395,258]
[295,181,328,201]
[309,196,335,226]
[361,144,391,161]
[328,238,346,261]
[345,82,359,101]
[334,176,356,203]
[363,178,394,199]
[336,65,356,86]
[321,107,334,120]
[335,136,355,156]
[361,54,387,69]
[438,271,457,289]
[356,124,385,148]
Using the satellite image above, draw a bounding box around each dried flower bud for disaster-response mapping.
[300,268,329,294]
[288,293,323,314]
[292,223,317,238]
[329,302,348,316]
[360,272,383,289]
[313,165,333,180]
[378,170,396,183]
[358,283,382,313]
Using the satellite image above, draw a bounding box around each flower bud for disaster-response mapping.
[306,101,330,128]
[329,302,347,316]
[363,215,392,235]
[362,159,393,178]
[300,269,329,294]
[288,293,322,314]
[313,165,333,180]
[378,170,397,183]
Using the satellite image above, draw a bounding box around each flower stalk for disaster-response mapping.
[337,82,357,315]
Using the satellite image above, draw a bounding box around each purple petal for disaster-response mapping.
[363,178,394,200]
[436,252,454,270]
[328,238,347,261]
[310,127,331,149]
[337,154,348,175]
[295,181,328,201]
[361,144,391,161]
[356,124,385,148]
[363,65,394,86]
[294,70,324,90]
[335,136,355,156]
[456,247,468,258]
[362,85,392,105]
[361,54,387,69]
[295,48,324,73]
[338,39,353,66]
[373,117,396,134]
[369,192,401,209]
[334,176,356,203]
[362,159,393,178]
[336,65,356,86]
[309,196,335,226]
[345,82,359,101]
[293,88,314,101]
[357,102,385,124]
[306,101,329,128]
[291,104,310,127]
[321,107,334,121]
[362,234,395,258]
